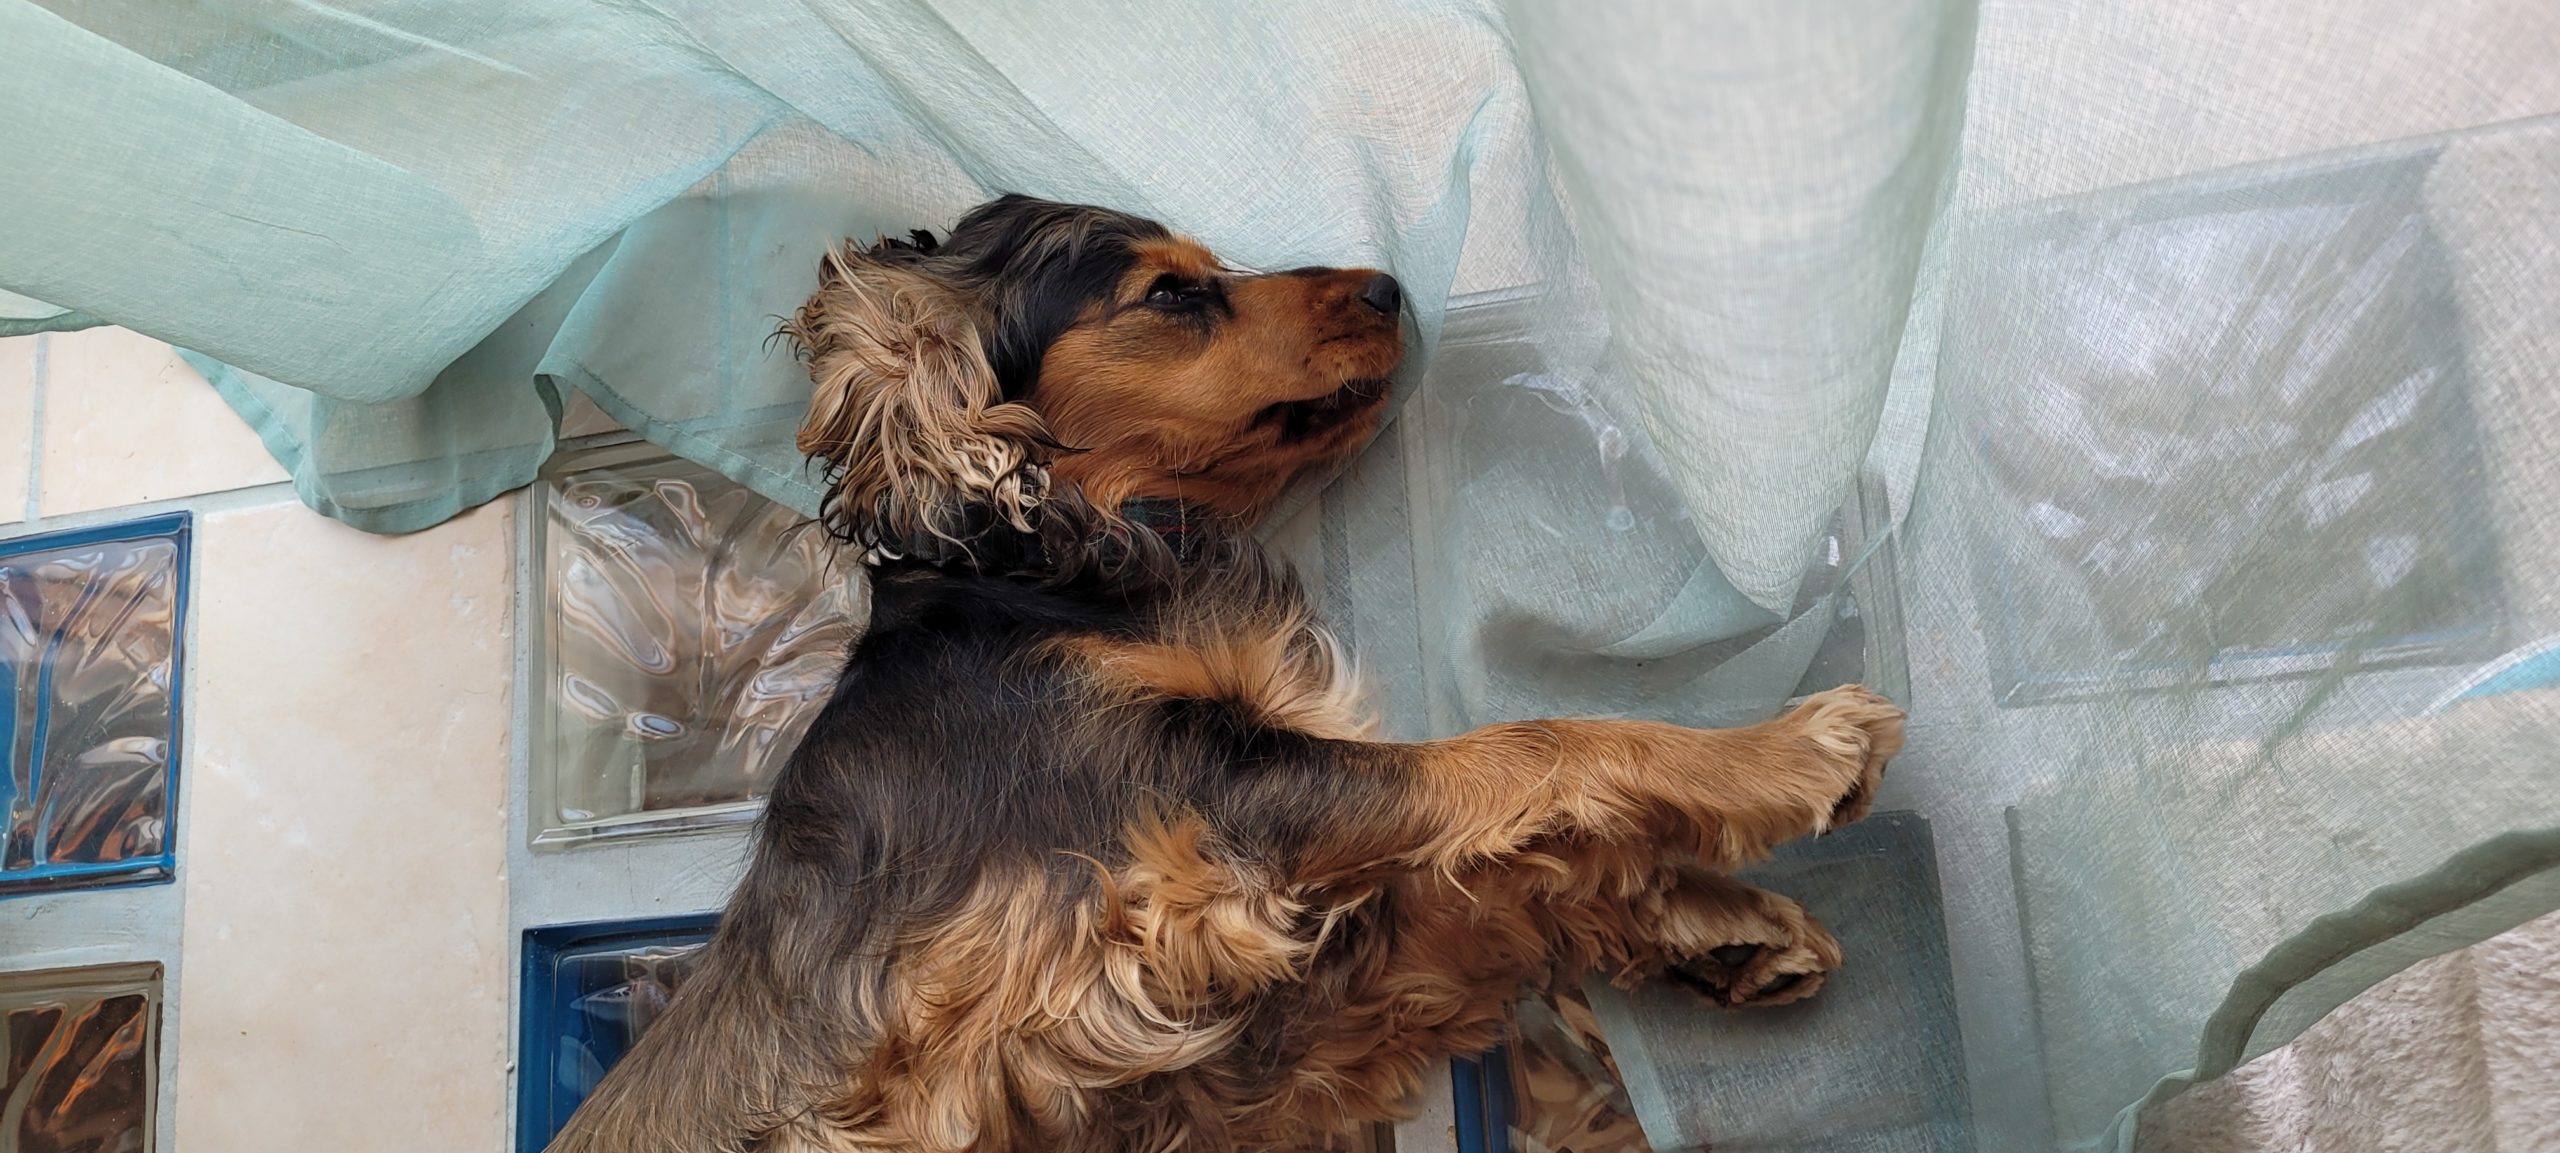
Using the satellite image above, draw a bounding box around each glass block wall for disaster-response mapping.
[0,962,161,1152]
[531,445,860,845]
[0,514,188,896]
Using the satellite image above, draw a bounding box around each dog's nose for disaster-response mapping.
[1358,273,1403,316]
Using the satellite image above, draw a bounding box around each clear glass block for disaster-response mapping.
[532,445,862,846]
[1574,814,1968,1153]
[1409,291,1901,732]
[0,962,161,1152]
[0,514,188,896]
[1951,154,2504,706]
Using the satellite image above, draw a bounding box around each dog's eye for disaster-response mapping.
[1145,275,1209,309]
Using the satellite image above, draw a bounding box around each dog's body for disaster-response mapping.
[549,197,1903,1153]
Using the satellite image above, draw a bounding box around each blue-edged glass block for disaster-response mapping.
[1510,996,1658,1153]
[1451,1049,1513,1153]
[1457,1017,1655,1153]
[0,961,162,1152]
[519,914,1397,1153]
[0,514,188,897]
[518,915,717,1153]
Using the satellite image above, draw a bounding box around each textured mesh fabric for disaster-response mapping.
[7,2,2560,1150]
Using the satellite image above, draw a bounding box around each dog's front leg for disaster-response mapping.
[1312,685,1902,881]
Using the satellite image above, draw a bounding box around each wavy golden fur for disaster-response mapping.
[547,196,1905,1153]
[786,248,1052,551]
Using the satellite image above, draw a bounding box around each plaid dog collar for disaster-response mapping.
[1116,497,1200,554]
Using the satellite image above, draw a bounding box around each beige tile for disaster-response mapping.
[560,388,626,438]
[39,327,288,515]
[176,500,513,1153]
[2135,917,2560,1153]
[2471,910,2560,1149]
[0,336,34,524]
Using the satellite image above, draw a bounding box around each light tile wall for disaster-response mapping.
[0,336,31,523]
[559,389,625,439]
[177,499,513,1152]
[0,329,518,1152]
[37,326,287,516]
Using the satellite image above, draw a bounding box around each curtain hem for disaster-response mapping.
[185,350,556,536]
[2105,827,2560,1153]
[0,312,105,338]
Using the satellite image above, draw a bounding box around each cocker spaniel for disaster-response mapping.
[548,194,1904,1153]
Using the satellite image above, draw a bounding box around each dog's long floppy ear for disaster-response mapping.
[785,240,1053,550]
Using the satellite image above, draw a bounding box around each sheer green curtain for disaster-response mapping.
[7,2,2559,1149]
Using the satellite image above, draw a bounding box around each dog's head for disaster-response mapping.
[785,195,1404,550]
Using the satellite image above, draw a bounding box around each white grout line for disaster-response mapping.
[25,334,46,524]
[502,481,538,1153]
[157,476,208,1153]
[0,426,641,545]
[0,478,304,542]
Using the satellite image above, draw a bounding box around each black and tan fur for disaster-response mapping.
[549,195,1904,1153]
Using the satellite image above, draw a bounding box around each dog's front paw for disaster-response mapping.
[1663,894,1843,1009]
[1777,684,1903,832]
